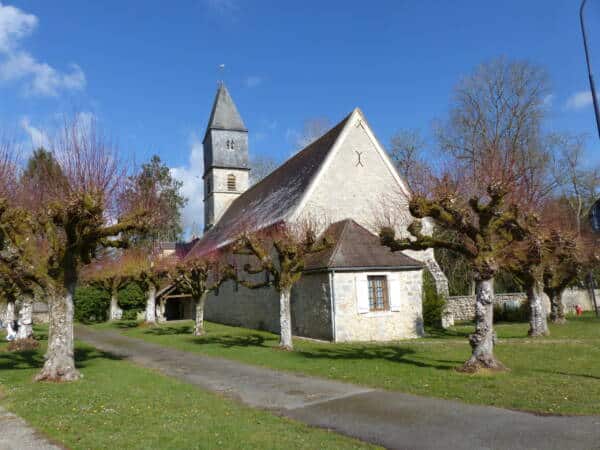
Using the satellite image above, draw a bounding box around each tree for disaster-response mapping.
[504,232,549,337]
[120,155,188,243]
[130,250,173,325]
[550,133,599,235]
[171,255,233,336]
[234,223,332,351]
[542,231,581,324]
[24,117,149,382]
[388,129,433,194]
[81,252,138,321]
[436,57,554,207]
[381,182,529,372]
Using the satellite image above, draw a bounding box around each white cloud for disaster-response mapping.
[20,116,49,149]
[244,75,262,88]
[565,90,593,110]
[543,94,554,107]
[170,133,204,236]
[0,1,36,52]
[0,2,86,96]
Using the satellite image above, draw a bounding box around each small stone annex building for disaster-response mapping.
[159,83,449,342]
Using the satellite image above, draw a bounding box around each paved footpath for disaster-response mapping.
[76,325,600,450]
[0,407,63,450]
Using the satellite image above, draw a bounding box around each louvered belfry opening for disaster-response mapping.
[227,174,236,191]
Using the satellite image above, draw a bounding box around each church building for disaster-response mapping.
[160,83,448,342]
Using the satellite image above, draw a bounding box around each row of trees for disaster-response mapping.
[0,117,186,381]
[382,58,599,372]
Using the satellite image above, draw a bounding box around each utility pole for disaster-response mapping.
[581,0,600,138]
[580,0,600,316]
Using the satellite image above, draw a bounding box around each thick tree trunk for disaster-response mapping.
[16,295,33,340]
[4,300,16,339]
[145,283,157,325]
[279,288,293,351]
[549,288,566,324]
[36,282,81,382]
[527,281,549,337]
[193,292,207,336]
[459,277,505,373]
[109,292,123,321]
[156,298,166,323]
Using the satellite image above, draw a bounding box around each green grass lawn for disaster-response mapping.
[93,314,600,416]
[0,331,376,450]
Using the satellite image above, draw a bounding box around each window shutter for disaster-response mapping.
[389,274,402,312]
[356,275,370,314]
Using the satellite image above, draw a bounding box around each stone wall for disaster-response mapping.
[203,272,333,340]
[446,288,598,323]
[333,269,424,342]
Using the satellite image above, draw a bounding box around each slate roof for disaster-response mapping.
[186,111,353,259]
[304,219,423,271]
[206,83,247,132]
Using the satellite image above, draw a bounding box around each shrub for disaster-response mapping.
[118,282,146,317]
[422,270,446,328]
[74,285,110,323]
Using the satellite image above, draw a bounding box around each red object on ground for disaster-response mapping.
[576,304,583,316]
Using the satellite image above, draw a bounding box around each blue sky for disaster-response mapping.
[1,0,599,231]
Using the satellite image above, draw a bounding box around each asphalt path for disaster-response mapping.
[76,325,600,450]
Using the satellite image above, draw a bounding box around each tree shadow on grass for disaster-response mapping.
[143,325,193,336]
[113,320,140,329]
[531,369,600,381]
[425,328,471,339]
[0,346,122,372]
[296,345,457,371]
[193,334,272,348]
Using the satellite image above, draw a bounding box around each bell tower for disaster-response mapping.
[203,83,250,231]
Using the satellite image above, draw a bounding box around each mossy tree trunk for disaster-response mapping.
[460,277,504,372]
[527,280,549,336]
[109,290,123,321]
[36,277,81,382]
[145,282,157,325]
[157,297,166,323]
[279,287,293,351]
[548,288,566,324]
[193,292,207,336]
[15,294,33,340]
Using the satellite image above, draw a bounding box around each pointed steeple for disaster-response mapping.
[206,83,247,132]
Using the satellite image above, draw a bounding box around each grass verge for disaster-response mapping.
[0,332,376,450]
[93,314,600,415]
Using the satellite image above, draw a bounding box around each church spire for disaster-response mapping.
[202,83,250,232]
[206,83,247,133]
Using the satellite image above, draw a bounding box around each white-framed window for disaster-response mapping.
[356,272,402,314]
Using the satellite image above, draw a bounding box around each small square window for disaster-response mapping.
[368,276,389,311]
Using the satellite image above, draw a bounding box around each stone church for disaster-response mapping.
[159,83,448,342]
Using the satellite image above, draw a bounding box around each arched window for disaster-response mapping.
[227,174,236,191]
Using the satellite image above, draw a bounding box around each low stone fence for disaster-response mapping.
[445,288,598,324]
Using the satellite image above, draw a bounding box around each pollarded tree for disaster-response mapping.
[380,182,529,372]
[504,233,550,337]
[234,223,332,351]
[542,231,582,324]
[172,255,234,336]
[23,117,150,382]
[81,252,140,321]
[130,250,174,325]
